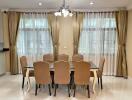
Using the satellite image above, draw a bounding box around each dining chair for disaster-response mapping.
[54,61,71,97]
[72,54,84,61]
[43,54,54,63]
[33,61,51,96]
[43,53,55,88]
[58,54,69,61]
[20,56,34,89]
[90,56,105,89]
[73,61,91,98]
[71,54,84,87]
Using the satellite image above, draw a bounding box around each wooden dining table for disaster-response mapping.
[25,61,99,93]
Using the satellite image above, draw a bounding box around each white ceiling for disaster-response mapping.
[0,0,132,10]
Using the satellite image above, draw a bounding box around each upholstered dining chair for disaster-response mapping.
[43,54,54,88]
[58,54,69,61]
[54,61,71,97]
[33,61,51,96]
[73,61,91,98]
[43,54,54,63]
[90,56,105,89]
[72,54,84,61]
[20,56,34,89]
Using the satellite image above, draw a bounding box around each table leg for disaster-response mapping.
[26,68,31,92]
[92,70,97,93]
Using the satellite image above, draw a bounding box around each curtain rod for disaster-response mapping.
[3,10,118,14]
[2,7,122,14]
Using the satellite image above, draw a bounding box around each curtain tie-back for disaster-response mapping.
[74,44,77,48]
[54,44,58,48]
[118,43,126,47]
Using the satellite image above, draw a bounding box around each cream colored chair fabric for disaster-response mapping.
[90,56,105,89]
[73,61,90,98]
[33,61,51,96]
[54,61,70,97]
[20,56,34,89]
[43,54,54,63]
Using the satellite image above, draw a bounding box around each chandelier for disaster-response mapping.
[54,0,73,17]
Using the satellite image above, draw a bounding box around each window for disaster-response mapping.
[79,12,117,75]
[17,13,53,66]
[79,12,117,54]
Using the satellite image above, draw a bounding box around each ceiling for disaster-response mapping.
[0,0,132,10]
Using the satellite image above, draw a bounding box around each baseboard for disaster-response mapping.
[128,76,132,80]
[0,73,6,76]
[6,72,11,75]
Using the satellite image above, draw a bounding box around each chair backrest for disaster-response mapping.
[73,61,90,85]
[98,56,105,76]
[54,61,70,84]
[43,54,54,63]
[58,54,69,61]
[33,61,51,84]
[20,56,27,76]
[72,54,84,61]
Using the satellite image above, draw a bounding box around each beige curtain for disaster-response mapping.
[115,10,128,78]
[48,14,59,61]
[8,12,20,75]
[73,12,84,54]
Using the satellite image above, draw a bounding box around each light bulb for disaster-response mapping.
[62,9,66,14]
[54,12,58,16]
[63,10,69,17]
[54,12,62,16]
[58,12,62,16]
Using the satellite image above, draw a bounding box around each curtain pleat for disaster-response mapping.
[8,11,20,75]
[17,13,53,68]
[78,12,117,75]
[47,14,59,61]
[115,10,128,78]
[73,13,84,54]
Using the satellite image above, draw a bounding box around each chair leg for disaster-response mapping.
[68,84,70,97]
[87,85,90,98]
[39,84,41,88]
[73,84,76,97]
[54,84,57,96]
[98,77,100,85]
[48,84,51,96]
[100,77,103,89]
[35,84,38,96]
[22,76,25,89]
[56,84,59,88]
[50,71,54,88]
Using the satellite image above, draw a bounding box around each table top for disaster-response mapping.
[25,61,99,70]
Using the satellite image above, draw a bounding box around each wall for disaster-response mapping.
[0,12,3,43]
[2,12,10,73]
[127,10,132,77]
[58,16,73,60]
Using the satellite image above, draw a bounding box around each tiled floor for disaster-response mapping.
[0,75,132,100]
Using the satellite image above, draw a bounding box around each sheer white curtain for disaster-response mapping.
[17,13,53,67]
[79,12,117,75]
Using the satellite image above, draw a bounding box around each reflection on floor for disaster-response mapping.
[0,75,132,100]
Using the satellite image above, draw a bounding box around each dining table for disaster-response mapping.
[25,61,99,93]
